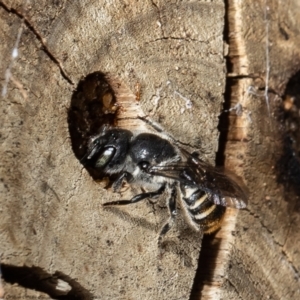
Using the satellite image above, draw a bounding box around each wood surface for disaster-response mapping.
[218,1,300,299]
[0,0,299,299]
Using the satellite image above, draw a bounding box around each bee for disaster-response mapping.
[81,123,248,244]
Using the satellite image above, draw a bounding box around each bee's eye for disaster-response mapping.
[139,161,150,171]
[95,147,115,168]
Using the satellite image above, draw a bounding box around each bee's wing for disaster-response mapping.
[147,149,248,209]
[200,167,248,209]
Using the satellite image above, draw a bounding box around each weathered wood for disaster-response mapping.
[218,0,300,299]
[2,0,300,299]
[0,0,226,299]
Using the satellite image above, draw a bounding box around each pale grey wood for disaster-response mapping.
[0,1,226,299]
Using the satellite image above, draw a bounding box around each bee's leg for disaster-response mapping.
[158,184,177,248]
[103,184,165,206]
[111,172,132,192]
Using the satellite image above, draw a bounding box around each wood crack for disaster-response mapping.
[150,0,165,38]
[0,1,74,85]
[147,36,209,44]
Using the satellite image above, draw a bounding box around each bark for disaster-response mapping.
[0,0,299,299]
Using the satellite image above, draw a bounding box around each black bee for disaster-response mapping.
[81,124,248,244]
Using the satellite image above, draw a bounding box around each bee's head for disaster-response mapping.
[81,126,132,172]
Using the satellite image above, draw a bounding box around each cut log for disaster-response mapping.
[1,0,299,299]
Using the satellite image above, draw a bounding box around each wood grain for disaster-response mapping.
[0,0,225,299]
[1,0,300,299]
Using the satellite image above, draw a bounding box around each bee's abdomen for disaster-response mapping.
[186,190,226,234]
